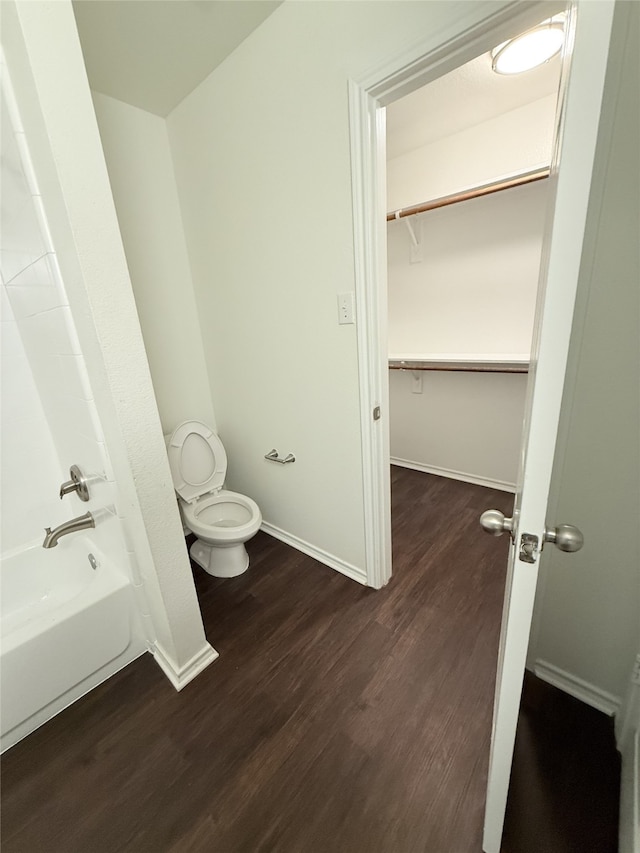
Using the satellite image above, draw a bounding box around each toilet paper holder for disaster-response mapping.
[264,449,296,464]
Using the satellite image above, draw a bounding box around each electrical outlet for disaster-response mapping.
[337,292,355,325]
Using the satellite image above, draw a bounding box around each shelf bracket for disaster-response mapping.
[396,211,423,263]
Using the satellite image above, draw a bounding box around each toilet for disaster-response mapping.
[168,420,262,578]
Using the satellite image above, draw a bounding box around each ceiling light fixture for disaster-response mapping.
[492,18,565,75]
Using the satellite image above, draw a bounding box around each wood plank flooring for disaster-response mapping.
[503,672,620,853]
[1,469,619,852]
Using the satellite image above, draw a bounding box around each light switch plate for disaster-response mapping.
[337,292,355,325]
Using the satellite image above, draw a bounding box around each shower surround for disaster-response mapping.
[0,54,146,751]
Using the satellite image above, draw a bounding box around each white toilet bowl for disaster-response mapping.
[168,421,262,578]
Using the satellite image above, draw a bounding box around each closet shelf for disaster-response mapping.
[386,166,550,222]
[389,356,529,374]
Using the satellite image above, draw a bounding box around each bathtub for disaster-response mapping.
[0,536,145,752]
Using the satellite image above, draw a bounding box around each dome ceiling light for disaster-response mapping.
[492,17,565,75]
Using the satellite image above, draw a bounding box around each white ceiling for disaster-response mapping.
[386,49,562,161]
[73,0,283,117]
[73,2,561,148]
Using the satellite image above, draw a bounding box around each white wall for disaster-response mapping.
[3,0,216,687]
[166,2,511,574]
[1,92,64,553]
[387,93,557,212]
[1,70,121,560]
[92,92,216,436]
[388,180,549,357]
[529,0,640,710]
[390,370,526,489]
[0,288,64,554]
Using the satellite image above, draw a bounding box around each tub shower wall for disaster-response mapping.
[0,59,147,752]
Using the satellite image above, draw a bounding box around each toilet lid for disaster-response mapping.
[168,420,227,503]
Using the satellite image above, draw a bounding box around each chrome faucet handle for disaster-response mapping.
[59,465,90,501]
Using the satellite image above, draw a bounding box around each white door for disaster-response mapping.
[481,3,616,851]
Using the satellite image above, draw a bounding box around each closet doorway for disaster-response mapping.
[384,30,564,847]
[349,2,616,850]
[385,52,561,500]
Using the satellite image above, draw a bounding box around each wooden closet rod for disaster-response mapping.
[386,166,550,222]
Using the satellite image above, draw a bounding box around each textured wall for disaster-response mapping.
[92,92,216,436]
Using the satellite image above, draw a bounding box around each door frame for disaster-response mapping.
[348,0,567,590]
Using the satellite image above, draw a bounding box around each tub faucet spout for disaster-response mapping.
[43,511,95,549]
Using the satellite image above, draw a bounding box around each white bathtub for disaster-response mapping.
[0,536,144,752]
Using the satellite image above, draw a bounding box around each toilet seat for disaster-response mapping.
[168,420,227,503]
[181,490,261,543]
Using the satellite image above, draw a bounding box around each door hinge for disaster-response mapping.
[519,533,539,564]
[373,406,381,421]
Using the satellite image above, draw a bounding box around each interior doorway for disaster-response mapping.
[380,37,565,846]
[350,1,617,849]
[384,33,562,555]
[348,2,573,593]
[348,1,579,594]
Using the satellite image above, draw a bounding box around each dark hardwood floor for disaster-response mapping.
[503,672,620,853]
[1,468,619,852]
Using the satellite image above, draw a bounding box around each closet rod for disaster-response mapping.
[386,166,550,222]
[389,363,528,374]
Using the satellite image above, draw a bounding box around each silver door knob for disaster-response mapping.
[544,524,584,552]
[480,509,513,537]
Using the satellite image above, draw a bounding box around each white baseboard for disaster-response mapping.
[261,521,368,586]
[390,457,516,493]
[534,659,621,716]
[153,641,218,691]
